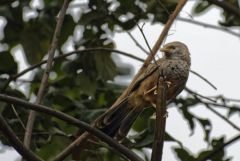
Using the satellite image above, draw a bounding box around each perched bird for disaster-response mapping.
[95,41,191,140]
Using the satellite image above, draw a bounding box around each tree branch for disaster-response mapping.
[127,32,149,54]
[189,70,217,90]
[185,87,217,103]
[205,104,240,131]
[205,0,240,18]
[151,76,167,161]
[207,102,240,112]
[177,17,240,38]
[197,134,240,161]
[0,94,142,161]
[0,114,43,161]
[23,0,70,151]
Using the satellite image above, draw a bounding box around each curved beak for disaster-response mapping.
[160,47,171,53]
[160,47,171,57]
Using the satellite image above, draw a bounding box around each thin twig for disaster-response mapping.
[136,23,159,66]
[205,104,240,131]
[206,102,240,112]
[151,76,167,161]
[127,32,149,54]
[23,0,70,151]
[157,0,171,15]
[0,114,43,161]
[53,131,91,161]
[205,0,240,18]
[136,23,153,54]
[190,70,217,90]
[11,104,26,130]
[210,95,240,103]
[197,134,240,161]
[177,17,240,38]
[185,87,217,103]
[136,23,160,68]
[0,94,142,161]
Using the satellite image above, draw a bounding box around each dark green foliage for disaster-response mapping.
[0,51,17,75]
[174,136,232,161]
[193,0,240,26]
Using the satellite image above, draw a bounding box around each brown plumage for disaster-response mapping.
[95,41,191,140]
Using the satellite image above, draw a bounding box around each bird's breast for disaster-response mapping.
[134,59,189,107]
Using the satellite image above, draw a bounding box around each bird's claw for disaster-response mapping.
[154,90,157,95]
[166,81,171,88]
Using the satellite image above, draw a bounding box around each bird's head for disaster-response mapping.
[160,41,191,65]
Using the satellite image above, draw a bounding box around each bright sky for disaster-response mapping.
[1,1,240,161]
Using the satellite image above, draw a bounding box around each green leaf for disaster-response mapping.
[193,1,211,15]
[0,78,8,89]
[59,15,75,45]
[75,73,97,96]
[196,117,212,143]
[78,108,106,123]
[79,11,106,25]
[36,135,71,160]
[0,51,18,75]
[21,23,50,65]
[180,106,195,134]
[95,53,117,81]
[196,137,230,161]
[132,129,154,148]
[132,107,154,132]
[174,147,196,161]
[165,132,183,148]
[227,106,239,117]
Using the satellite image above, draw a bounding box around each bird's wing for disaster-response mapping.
[130,62,160,92]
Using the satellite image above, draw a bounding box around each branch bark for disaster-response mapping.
[0,94,142,161]
[0,114,43,161]
[151,76,167,161]
[23,0,70,152]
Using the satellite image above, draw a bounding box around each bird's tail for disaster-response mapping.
[95,98,142,140]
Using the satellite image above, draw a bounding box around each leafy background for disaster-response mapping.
[0,0,240,161]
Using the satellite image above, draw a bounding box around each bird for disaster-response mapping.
[95,41,191,140]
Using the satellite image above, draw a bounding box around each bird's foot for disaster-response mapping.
[166,81,171,88]
[144,86,157,96]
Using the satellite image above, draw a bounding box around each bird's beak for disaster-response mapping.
[160,46,171,53]
[160,47,171,57]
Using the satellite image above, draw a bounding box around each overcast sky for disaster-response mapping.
[1,1,240,161]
